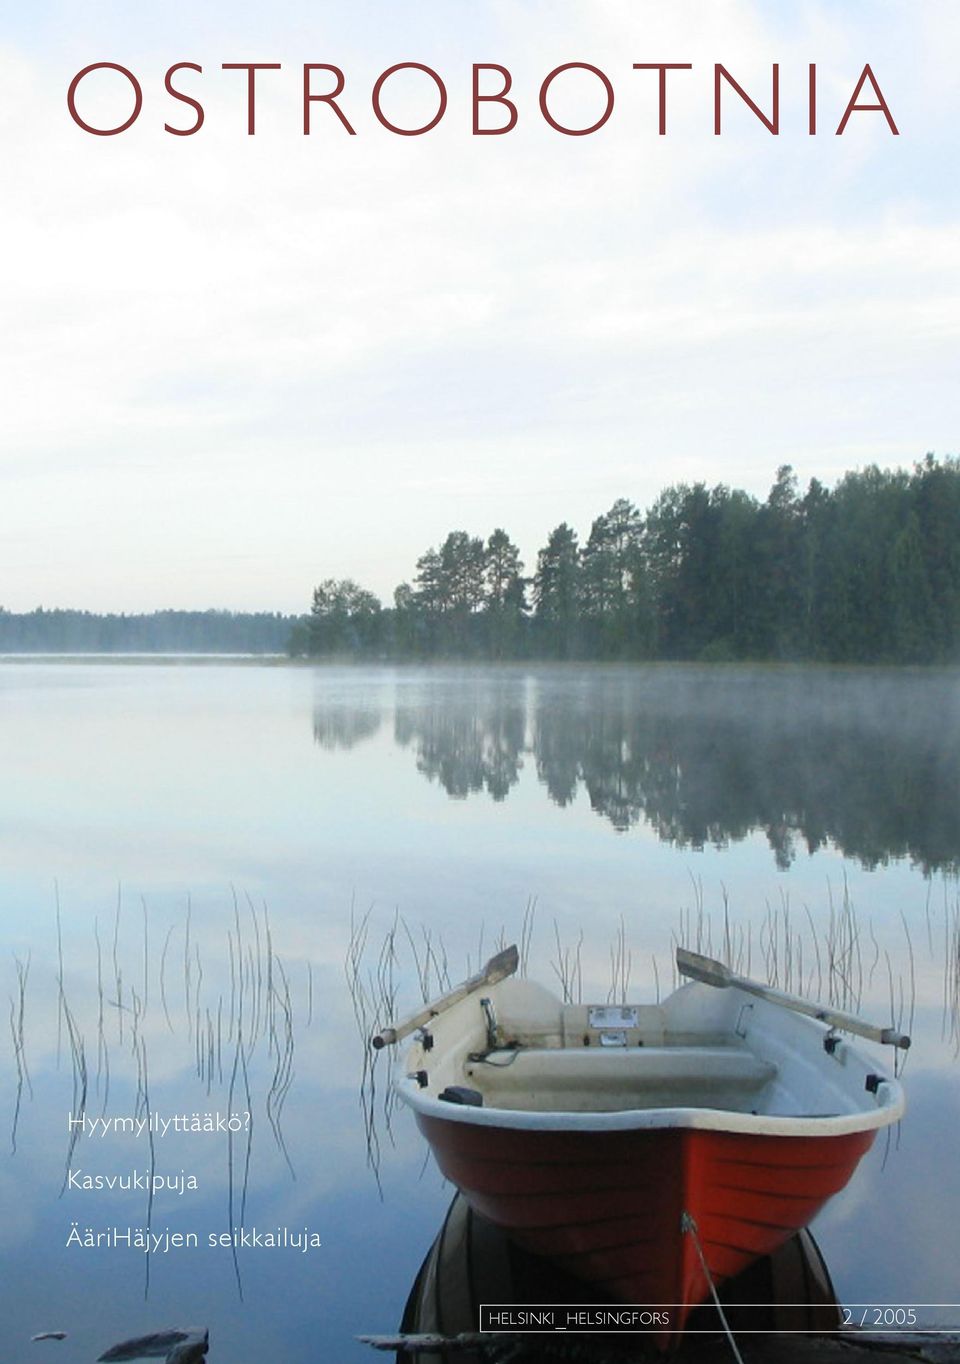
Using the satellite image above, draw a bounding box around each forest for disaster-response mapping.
[0,608,295,654]
[291,456,960,664]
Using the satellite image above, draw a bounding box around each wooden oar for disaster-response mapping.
[676,947,911,1049]
[372,945,519,1049]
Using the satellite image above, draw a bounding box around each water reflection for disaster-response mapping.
[2,662,957,1362]
[313,707,382,751]
[313,667,960,873]
[0,891,439,1364]
[395,693,526,802]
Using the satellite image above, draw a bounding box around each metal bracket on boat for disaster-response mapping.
[480,997,498,1052]
[588,1005,640,1030]
[824,1030,841,1056]
[438,1085,483,1107]
[414,1027,434,1052]
[407,1070,429,1089]
[865,1073,886,1094]
[466,1042,521,1066]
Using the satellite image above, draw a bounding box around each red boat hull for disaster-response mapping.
[417,1114,875,1345]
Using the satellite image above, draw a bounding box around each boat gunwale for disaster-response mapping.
[398,1079,904,1137]
[394,974,906,1138]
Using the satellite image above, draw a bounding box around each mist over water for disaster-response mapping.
[1,661,958,1362]
[326,665,960,872]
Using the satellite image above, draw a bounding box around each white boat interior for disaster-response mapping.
[398,976,905,1134]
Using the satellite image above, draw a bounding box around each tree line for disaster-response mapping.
[0,609,295,654]
[292,456,960,664]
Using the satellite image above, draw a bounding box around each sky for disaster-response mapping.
[1,0,958,613]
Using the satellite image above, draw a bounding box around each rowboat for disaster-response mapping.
[376,946,906,1349]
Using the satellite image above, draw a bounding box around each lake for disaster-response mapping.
[1,661,958,1363]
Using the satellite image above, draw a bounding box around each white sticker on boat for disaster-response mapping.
[589,1006,639,1029]
[598,1030,629,1047]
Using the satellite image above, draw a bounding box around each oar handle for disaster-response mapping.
[677,947,911,1049]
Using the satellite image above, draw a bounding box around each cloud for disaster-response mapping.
[0,2,956,609]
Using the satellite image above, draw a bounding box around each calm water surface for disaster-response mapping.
[1,662,958,1363]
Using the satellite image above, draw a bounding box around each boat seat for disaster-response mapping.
[464,1046,778,1111]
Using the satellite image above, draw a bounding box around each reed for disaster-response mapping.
[519,895,537,977]
[113,886,124,1047]
[134,1025,156,1300]
[607,915,632,1005]
[551,921,583,1005]
[345,904,389,1185]
[59,989,88,1193]
[56,883,65,1066]
[6,887,308,1303]
[944,886,960,1059]
[141,896,150,1017]
[225,1023,248,1299]
[8,952,31,1153]
[265,953,296,1180]
[183,893,192,1040]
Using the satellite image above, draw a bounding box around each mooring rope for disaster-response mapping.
[680,1212,745,1364]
